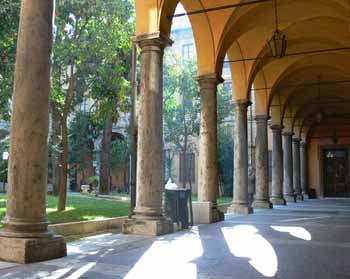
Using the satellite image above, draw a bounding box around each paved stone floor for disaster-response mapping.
[0,198,349,279]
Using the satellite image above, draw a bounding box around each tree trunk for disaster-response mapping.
[50,102,61,196]
[99,115,113,194]
[57,113,68,211]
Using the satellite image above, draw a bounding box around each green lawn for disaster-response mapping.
[0,194,130,227]
[0,193,232,228]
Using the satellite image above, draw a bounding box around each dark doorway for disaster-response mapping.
[323,149,349,197]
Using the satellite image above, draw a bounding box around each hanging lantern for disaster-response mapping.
[268,29,287,58]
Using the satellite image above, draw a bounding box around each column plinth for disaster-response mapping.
[0,0,66,263]
[122,33,173,236]
[270,125,286,206]
[300,142,309,199]
[193,74,224,224]
[283,132,296,203]
[252,115,273,209]
[293,138,303,201]
[227,100,253,215]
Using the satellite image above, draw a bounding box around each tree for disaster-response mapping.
[0,0,20,121]
[52,0,134,208]
[163,57,200,188]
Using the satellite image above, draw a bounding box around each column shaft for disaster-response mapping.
[193,75,224,224]
[133,35,169,219]
[270,125,286,205]
[227,100,253,215]
[300,142,309,199]
[123,33,173,236]
[0,0,66,263]
[253,115,272,209]
[293,138,303,200]
[283,132,296,202]
[1,0,53,238]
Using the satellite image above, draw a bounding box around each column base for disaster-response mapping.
[303,193,310,200]
[270,197,287,206]
[122,218,174,236]
[252,199,273,209]
[227,203,253,215]
[296,194,304,201]
[0,234,66,264]
[192,202,224,224]
[284,194,297,203]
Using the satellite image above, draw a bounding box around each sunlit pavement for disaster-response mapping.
[0,199,349,279]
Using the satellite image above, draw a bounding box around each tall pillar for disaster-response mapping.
[123,33,173,236]
[300,142,309,199]
[293,138,303,201]
[0,0,66,263]
[252,115,272,209]
[283,132,296,202]
[227,100,253,215]
[193,75,224,224]
[270,125,286,205]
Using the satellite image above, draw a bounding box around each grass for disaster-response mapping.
[191,194,232,205]
[0,192,232,228]
[0,194,130,227]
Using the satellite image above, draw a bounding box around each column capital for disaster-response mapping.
[136,32,173,50]
[270,124,284,131]
[292,137,301,143]
[196,74,224,90]
[254,114,269,122]
[232,99,252,109]
[283,131,294,137]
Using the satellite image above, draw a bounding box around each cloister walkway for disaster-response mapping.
[0,199,349,279]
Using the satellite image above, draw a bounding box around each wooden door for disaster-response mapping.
[323,149,349,197]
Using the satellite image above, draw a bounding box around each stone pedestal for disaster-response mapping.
[300,142,309,199]
[0,235,66,264]
[122,218,174,236]
[192,202,224,224]
[293,138,303,201]
[283,132,296,203]
[123,33,173,236]
[227,100,253,215]
[252,115,273,209]
[270,125,286,205]
[196,75,224,222]
[0,0,66,263]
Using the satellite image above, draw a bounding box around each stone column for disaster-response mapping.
[252,115,272,209]
[270,125,286,205]
[0,0,66,263]
[283,132,296,202]
[193,75,224,224]
[300,142,309,199]
[227,100,253,215]
[293,138,303,200]
[123,33,173,236]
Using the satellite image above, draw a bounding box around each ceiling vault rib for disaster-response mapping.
[224,46,350,63]
[168,0,272,19]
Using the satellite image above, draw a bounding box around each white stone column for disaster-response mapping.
[293,138,303,201]
[227,100,253,215]
[193,75,224,224]
[283,132,296,203]
[123,33,173,236]
[300,142,309,199]
[0,0,66,263]
[270,125,286,205]
[252,115,272,209]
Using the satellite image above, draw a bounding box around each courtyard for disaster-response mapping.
[0,199,348,279]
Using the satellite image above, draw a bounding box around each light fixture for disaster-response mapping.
[267,0,287,58]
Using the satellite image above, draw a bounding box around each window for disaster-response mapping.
[179,152,195,184]
[182,43,195,59]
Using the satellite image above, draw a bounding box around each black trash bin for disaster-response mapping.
[164,189,191,229]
